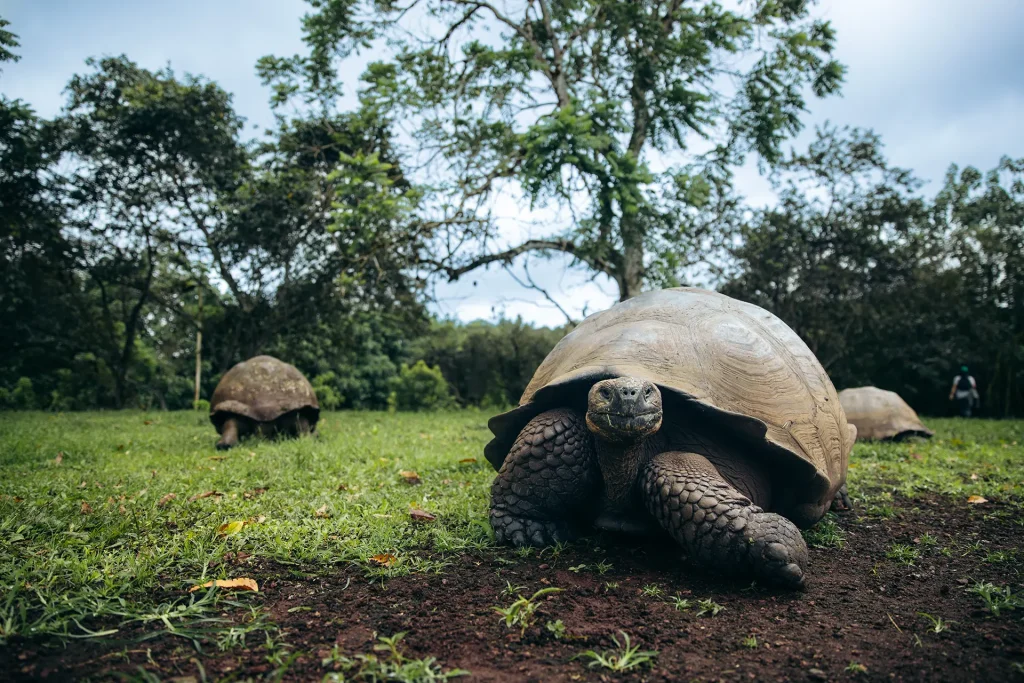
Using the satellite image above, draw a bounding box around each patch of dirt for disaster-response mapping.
[4,496,1023,682]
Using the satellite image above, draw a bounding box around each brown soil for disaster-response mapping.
[4,495,1023,682]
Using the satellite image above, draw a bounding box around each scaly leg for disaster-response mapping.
[642,451,808,588]
[490,409,600,547]
[216,417,242,450]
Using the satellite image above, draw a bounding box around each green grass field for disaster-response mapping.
[1,411,1022,678]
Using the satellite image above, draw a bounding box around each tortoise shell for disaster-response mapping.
[484,288,855,509]
[838,386,933,441]
[210,355,319,432]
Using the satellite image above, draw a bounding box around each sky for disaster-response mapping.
[3,0,1023,327]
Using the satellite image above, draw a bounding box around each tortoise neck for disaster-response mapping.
[594,433,659,509]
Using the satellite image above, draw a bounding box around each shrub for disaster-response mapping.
[389,361,453,411]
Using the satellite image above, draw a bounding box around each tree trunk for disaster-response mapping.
[618,216,645,301]
[194,287,203,407]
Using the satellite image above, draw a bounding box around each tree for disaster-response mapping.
[262,0,843,300]
[60,56,249,406]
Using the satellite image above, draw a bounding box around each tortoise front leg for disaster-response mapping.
[490,409,600,547]
[642,452,808,588]
[216,416,250,450]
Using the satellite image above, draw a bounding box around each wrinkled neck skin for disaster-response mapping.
[594,431,665,512]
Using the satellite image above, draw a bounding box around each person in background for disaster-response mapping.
[948,365,978,417]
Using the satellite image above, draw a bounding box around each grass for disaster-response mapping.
[575,631,657,672]
[0,411,1023,668]
[493,587,563,635]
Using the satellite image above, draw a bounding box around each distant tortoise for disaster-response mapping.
[484,288,856,588]
[838,386,933,442]
[209,355,319,450]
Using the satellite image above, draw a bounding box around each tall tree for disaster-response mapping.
[262,0,843,299]
[61,56,248,406]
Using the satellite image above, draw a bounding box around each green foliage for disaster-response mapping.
[575,631,657,672]
[321,632,469,682]
[493,587,563,635]
[967,581,1022,617]
[266,0,844,299]
[390,361,454,412]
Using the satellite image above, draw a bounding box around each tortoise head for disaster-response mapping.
[585,377,663,443]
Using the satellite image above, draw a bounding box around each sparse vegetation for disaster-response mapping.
[641,584,663,597]
[696,599,726,618]
[742,635,758,649]
[967,581,1022,617]
[321,632,469,682]
[493,587,563,635]
[886,543,921,566]
[545,620,567,639]
[803,513,846,549]
[917,613,955,633]
[576,631,658,672]
[667,595,692,612]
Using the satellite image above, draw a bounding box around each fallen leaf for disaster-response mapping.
[143,420,153,426]
[970,473,979,481]
[54,452,63,465]
[208,456,227,461]
[910,452,923,460]
[243,487,267,499]
[409,508,437,522]
[399,470,421,485]
[189,578,258,593]
[218,520,247,536]
[337,483,349,492]
[251,515,266,524]
[966,495,988,504]
[118,504,127,514]
[458,457,477,464]
[315,504,330,518]
[370,553,397,567]
[80,501,93,515]
[188,490,222,502]
[78,481,87,489]
[224,551,251,564]
[157,493,177,507]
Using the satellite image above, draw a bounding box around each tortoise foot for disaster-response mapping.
[830,485,853,513]
[491,511,578,547]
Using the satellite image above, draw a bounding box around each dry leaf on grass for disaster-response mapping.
[218,520,247,536]
[458,457,477,464]
[188,578,258,593]
[315,504,330,518]
[208,456,227,462]
[80,501,93,515]
[54,452,63,465]
[157,493,177,507]
[399,470,422,485]
[369,553,397,567]
[409,508,436,522]
[243,487,268,499]
[966,495,988,504]
[188,490,222,502]
[78,481,87,489]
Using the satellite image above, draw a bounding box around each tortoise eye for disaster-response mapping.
[599,387,611,400]
[644,386,653,398]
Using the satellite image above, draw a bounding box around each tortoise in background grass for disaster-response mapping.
[838,386,934,442]
[210,355,319,450]
[484,288,856,588]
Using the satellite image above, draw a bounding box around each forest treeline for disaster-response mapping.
[1,5,1021,417]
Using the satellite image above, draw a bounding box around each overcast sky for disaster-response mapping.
[3,0,1023,326]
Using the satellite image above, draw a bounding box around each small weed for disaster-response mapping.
[514,546,533,559]
[886,543,920,566]
[641,584,663,597]
[321,631,468,682]
[567,564,587,573]
[545,619,566,639]
[667,595,692,612]
[917,612,954,633]
[493,587,563,635]
[917,533,939,547]
[604,582,619,592]
[500,581,526,598]
[967,581,1022,616]
[866,503,897,519]
[575,631,657,672]
[741,635,758,649]
[696,598,725,617]
[846,661,868,674]
[960,541,984,556]
[595,560,613,575]
[1012,662,1024,674]
[803,513,846,549]
[984,550,1014,564]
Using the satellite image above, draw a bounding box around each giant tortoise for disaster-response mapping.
[838,386,933,441]
[484,288,855,588]
[209,355,319,450]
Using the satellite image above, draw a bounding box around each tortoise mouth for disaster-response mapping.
[585,409,663,442]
